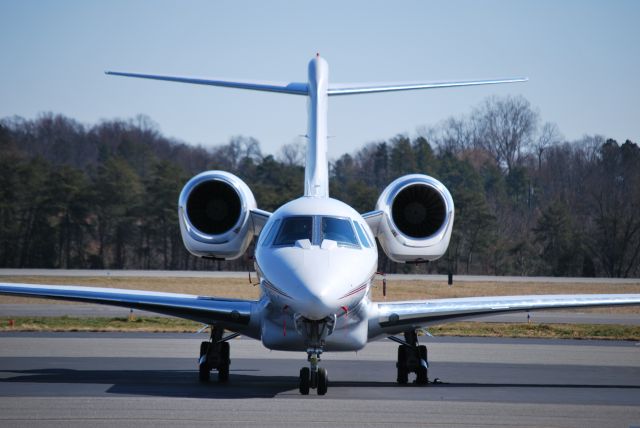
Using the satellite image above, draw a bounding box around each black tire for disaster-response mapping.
[317,367,328,396]
[416,365,428,385]
[217,341,230,382]
[199,341,211,382]
[397,345,409,367]
[299,367,310,395]
[417,345,428,385]
[397,366,409,384]
[200,341,209,357]
[218,362,229,382]
[418,345,427,362]
[397,345,409,384]
[220,341,230,365]
[199,362,210,382]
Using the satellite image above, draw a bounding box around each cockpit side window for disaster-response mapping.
[273,216,313,246]
[354,221,371,248]
[259,219,280,247]
[321,217,359,248]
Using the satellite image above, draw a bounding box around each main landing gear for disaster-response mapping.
[394,330,428,385]
[198,325,231,383]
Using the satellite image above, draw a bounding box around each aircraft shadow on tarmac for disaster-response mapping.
[2,368,639,399]
[1,368,295,398]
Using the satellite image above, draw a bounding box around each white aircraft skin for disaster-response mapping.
[255,197,377,352]
[2,55,639,395]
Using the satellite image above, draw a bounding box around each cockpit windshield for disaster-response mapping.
[273,216,313,246]
[320,217,359,248]
[271,215,361,248]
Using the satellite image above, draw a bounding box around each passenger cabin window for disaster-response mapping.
[321,217,359,248]
[354,222,371,248]
[273,216,313,246]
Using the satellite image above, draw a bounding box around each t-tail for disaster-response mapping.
[106,55,527,198]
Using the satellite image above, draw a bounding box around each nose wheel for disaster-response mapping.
[299,367,310,395]
[299,349,328,395]
[316,367,328,395]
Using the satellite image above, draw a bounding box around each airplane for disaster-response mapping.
[2,54,639,396]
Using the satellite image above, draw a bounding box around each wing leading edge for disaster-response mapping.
[105,71,526,97]
[105,71,309,96]
[327,77,528,96]
[370,294,640,338]
[0,282,256,330]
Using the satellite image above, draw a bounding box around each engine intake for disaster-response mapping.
[374,174,454,263]
[186,180,242,235]
[391,184,447,239]
[179,171,257,260]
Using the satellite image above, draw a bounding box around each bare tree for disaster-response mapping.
[473,95,539,173]
[278,138,306,166]
[534,122,563,170]
[212,136,262,170]
[418,116,473,156]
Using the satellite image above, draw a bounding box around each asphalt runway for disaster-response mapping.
[0,333,639,427]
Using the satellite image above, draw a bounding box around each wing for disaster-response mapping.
[105,71,309,96]
[369,294,640,338]
[328,77,527,96]
[0,282,257,333]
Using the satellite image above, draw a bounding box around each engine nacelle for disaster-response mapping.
[178,171,257,260]
[374,174,454,263]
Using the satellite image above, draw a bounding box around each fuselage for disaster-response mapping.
[249,56,379,351]
[254,197,378,351]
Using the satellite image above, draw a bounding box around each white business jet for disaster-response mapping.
[2,55,639,395]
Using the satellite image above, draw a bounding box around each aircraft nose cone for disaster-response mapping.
[287,268,340,320]
[299,289,337,320]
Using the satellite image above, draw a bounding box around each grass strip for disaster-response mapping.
[0,316,200,332]
[1,316,639,340]
[429,322,640,341]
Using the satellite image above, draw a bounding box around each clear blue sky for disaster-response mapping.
[1,1,639,158]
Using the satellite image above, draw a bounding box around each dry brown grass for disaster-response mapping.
[2,316,638,340]
[0,276,260,304]
[1,275,639,314]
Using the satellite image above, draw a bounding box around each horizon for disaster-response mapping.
[1,98,637,165]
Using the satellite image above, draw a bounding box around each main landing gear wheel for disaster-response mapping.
[396,345,409,384]
[299,367,310,395]
[198,327,231,383]
[199,341,211,382]
[395,331,429,386]
[218,341,230,382]
[416,345,428,385]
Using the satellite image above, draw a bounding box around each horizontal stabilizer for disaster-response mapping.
[105,71,309,96]
[328,77,527,96]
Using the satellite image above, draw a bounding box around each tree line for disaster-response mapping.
[1,95,639,277]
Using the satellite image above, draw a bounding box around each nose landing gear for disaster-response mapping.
[299,348,328,395]
[296,317,334,395]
